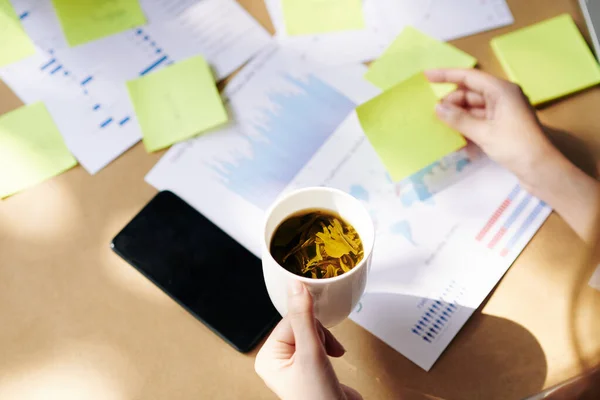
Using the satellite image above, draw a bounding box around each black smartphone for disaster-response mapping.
[111,191,280,352]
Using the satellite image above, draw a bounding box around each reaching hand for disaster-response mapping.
[255,281,362,400]
[425,68,561,193]
[426,68,600,241]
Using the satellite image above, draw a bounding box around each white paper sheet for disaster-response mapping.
[1,0,271,173]
[146,45,552,370]
[264,0,392,65]
[264,0,514,65]
[382,0,515,42]
[147,45,378,253]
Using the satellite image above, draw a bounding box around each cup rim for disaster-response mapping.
[262,186,375,285]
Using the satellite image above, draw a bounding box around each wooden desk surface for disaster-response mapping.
[1,1,599,399]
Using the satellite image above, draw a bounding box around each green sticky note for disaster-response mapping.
[0,0,36,66]
[127,56,228,153]
[51,0,146,46]
[491,14,600,105]
[0,102,77,199]
[282,0,365,35]
[356,73,466,182]
[365,26,476,99]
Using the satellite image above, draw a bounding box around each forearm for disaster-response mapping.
[529,152,600,242]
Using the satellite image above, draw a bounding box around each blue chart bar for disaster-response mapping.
[19,11,29,20]
[50,65,63,74]
[501,201,547,256]
[41,59,56,71]
[100,118,113,128]
[81,76,93,85]
[93,104,101,111]
[212,74,355,209]
[140,56,168,76]
[119,117,130,125]
[502,195,532,230]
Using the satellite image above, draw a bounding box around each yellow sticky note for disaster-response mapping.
[0,102,77,199]
[51,0,146,46]
[282,0,365,35]
[356,73,466,182]
[0,0,36,66]
[365,26,477,99]
[491,14,600,105]
[127,56,228,153]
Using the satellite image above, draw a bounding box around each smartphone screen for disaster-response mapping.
[111,191,280,352]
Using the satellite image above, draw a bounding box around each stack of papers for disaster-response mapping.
[264,0,390,65]
[0,0,271,174]
[265,0,514,65]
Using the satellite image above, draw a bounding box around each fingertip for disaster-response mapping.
[424,69,443,82]
[286,281,313,317]
[327,335,346,358]
[329,343,346,358]
[319,323,346,357]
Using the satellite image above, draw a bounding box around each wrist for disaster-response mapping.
[520,147,568,200]
[523,149,600,241]
[518,142,568,199]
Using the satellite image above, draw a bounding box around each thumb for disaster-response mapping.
[287,280,321,356]
[435,102,484,143]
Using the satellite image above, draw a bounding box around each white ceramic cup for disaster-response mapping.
[262,187,375,328]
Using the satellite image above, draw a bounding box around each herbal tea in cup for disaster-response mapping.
[262,187,374,327]
[269,209,364,279]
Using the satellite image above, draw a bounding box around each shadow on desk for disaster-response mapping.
[544,125,599,178]
[334,297,548,400]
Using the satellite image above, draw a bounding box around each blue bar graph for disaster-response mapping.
[50,65,63,74]
[19,11,29,20]
[100,118,113,128]
[119,117,130,125]
[93,104,101,110]
[501,201,547,256]
[212,74,355,209]
[502,195,532,230]
[140,55,168,76]
[41,59,56,71]
[81,76,93,85]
